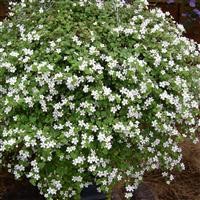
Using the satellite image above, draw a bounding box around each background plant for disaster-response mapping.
[0,0,200,199]
[166,0,200,19]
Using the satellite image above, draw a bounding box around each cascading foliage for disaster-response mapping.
[0,0,200,199]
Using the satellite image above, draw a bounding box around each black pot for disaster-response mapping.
[81,185,106,200]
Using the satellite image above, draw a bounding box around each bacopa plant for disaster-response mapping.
[0,0,200,199]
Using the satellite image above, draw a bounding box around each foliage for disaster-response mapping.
[0,0,200,199]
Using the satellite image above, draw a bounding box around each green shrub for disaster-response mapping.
[0,0,200,199]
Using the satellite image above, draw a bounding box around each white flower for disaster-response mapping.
[72,156,85,165]
[125,192,133,199]
[103,86,112,96]
[47,188,57,195]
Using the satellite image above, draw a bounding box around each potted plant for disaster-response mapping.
[0,0,199,199]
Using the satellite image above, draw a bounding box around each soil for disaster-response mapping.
[0,170,45,200]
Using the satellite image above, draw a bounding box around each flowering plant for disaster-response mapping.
[0,0,200,199]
